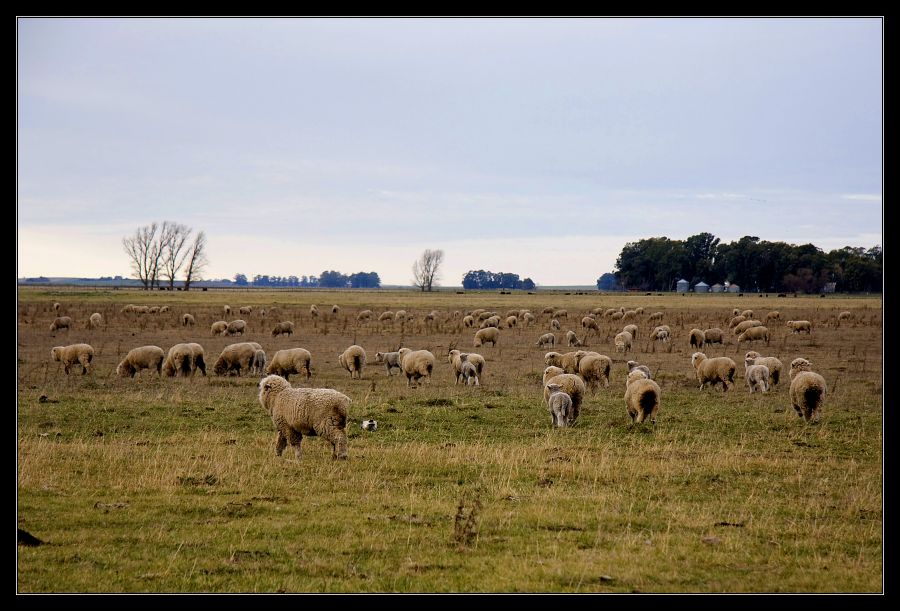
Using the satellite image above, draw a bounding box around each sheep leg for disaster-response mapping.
[285,429,303,460]
[274,431,288,456]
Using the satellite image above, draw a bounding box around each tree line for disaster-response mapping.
[462,270,535,290]
[604,233,882,293]
[122,222,207,290]
[235,271,381,288]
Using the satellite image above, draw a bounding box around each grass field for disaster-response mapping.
[17,288,883,592]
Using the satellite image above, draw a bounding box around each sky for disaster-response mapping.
[17,18,882,286]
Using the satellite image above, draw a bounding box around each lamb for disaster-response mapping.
[627,360,652,380]
[339,345,367,379]
[239,306,253,315]
[86,313,103,329]
[162,343,207,378]
[578,353,612,390]
[786,320,813,334]
[210,320,228,336]
[565,330,583,347]
[258,375,349,460]
[182,313,196,327]
[266,348,313,382]
[251,349,268,375]
[733,319,763,335]
[545,383,574,428]
[549,319,561,331]
[542,374,586,425]
[397,348,435,387]
[702,328,726,346]
[49,317,72,333]
[689,328,705,350]
[745,364,770,394]
[624,370,661,425]
[459,360,480,386]
[213,342,263,376]
[50,343,94,375]
[309,304,320,318]
[535,333,556,349]
[115,345,165,378]
[271,321,295,337]
[448,350,486,384]
[225,319,247,336]
[690,352,736,392]
[623,323,639,340]
[744,351,783,386]
[614,331,633,354]
[375,351,403,376]
[737,326,769,346]
[474,327,500,348]
[789,358,827,422]
[649,326,669,343]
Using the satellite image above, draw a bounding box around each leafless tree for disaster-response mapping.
[412,249,445,292]
[182,231,208,291]
[122,223,160,290]
[160,221,191,290]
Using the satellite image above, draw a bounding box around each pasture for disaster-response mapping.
[17,288,883,592]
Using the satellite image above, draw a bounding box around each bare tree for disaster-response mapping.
[160,221,191,289]
[122,223,159,290]
[182,231,208,291]
[412,249,445,292]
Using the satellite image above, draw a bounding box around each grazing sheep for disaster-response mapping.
[374,351,403,376]
[271,321,294,337]
[226,319,247,336]
[162,343,207,378]
[766,311,781,322]
[251,349,268,375]
[53,302,61,313]
[649,326,669,343]
[623,323,639,340]
[449,350,485,384]
[740,309,753,319]
[603,308,618,318]
[549,319,561,331]
[477,311,495,322]
[578,353,612,390]
[480,315,501,329]
[213,342,263,376]
[838,311,852,322]
[357,310,373,323]
[259,309,267,318]
[732,308,741,317]
[541,306,555,316]
[689,328,705,350]
[462,315,475,328]
[627,360,653,380]
[745,364,770,394]
[210,320,228,336]
[635,307,645,315]
[614,331,633,354]
[622,309,638,321]
[182,313,196,327]
[331,304,340,315]
[379,311,395,325]
[789,358,827,422]
[733,319,763,335]
[397,348,435,387]
[148,306,160,314]
[266,348,313,382]
[546,383,574,428]
[116,345,165,378]
[521,312,536,327]
[624,370,661,425]
[309,305,320,318]
[258,375,349,460]
[86,313,103,329]
[703,328,726,346]
[744,351,783,386]
[691,352,736,392]
[729,315,747,329]
[50,344,94,375]
[223,305,231,315]
[239,306,253,316]
[393,310,407,323]
[559,351,582,374]
[543,366,566,385]
[121,304,136,314]
[535,333,556,349]
[460,360,480,386]
[505,315,518,329]
[49,317,72,333]
[339,345,367,379]
[542,374,586,425]
[648,311,664,323]
[160,306,170,314]
[544,352,564,369]
[474,327,500,348]
[737,326,769,346]
[786,320,813,334]
[589,307,605,316]
[582,316,600,334]
[565,330,583,347]
[553,309,568,320]
[134,306,150,315]
[610,311,625,322]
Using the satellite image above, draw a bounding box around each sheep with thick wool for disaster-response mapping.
[162,343,207,378]
[210,320,228,336]
[375,351,403,376]
[703,328,726,346]
[553,309,568,320]
[357,310,373,323]
[474,327,499,348]
[339,345,367,379]
[744,351,783,386]
[614,331,633,354]
[463,315,475,328]
[213,342,263,376]
[691,352,736,392]
[521,312,535,327]
[50,317,72,333]
[182,313,196,327]
[87,313,103,330]
[266,348,312,382]
[546,383,573,428]
[448,350,485,384]
[544,351,564,369]
[225,319,247,336]
[766,311,781,322]
[398,348,435,387]
[786,320,812,334]
[745,364,770,394]
[578,353,612,390]
[258,375,349,460]
[649,326,669,343]
[729,315,747,329]
[223,305,231,315]
[648,311,664,323]
[309,304,320,318]
[689,328,705,350]
[733,319,763,336]
[582,316,600,334]
[624,370,661,425]
[737,326,769,346]
[251,350,268,375]
[627,360,653,380]
[789,358,827,422]
[549,319,561,331]
[623,323,639,340]
[51,344,94,375]
[505,315,518,329]
[480,315,501,329]
[543,374,585,425]
[543,366,565,385]
[331,305,340,315]
[565,330,583,347]
[838,311,852,322]
[116,345,165,378]
[271,321,294,337]
[535,333,556,349]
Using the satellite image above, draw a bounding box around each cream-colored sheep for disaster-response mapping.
[582,316,600,334]
[559,351,581,374]
[53,302,61,313]
[226,319,247,336]
[521,312,536,327]
[116,345,165,378]
[649,326,669,342]
[691,352,736,392]
[339,345,367,379]
[789,358,827,422]
[578,353,612,390]
[148,306,160,315]
[648,311,664,323]
[610,311,625,322]
[182,313,196,327]
[603,308,618,318]
[541,306,555,316]
[744,351,783,386]
[251,349,267,375]
[463,315,475,328]
[223,305,232,315]
[766,311,781,322]
[565,330,583,347]
[239,306,253,315]
[689,328,705,350]
[544,351,564,369]
[543,366,565,385]
[266,348,313,382]
[627,360,653,380]
[745,364,770,394]
[728,315,747,329]
[480,315,501,329]
[87,313,103,329]
[271,321,294,337]
[398,348,435,387]
[703,328,726,346]
[505,315,518,329]
[474,327,500,348]
[838,311,852,322]
[448,350,485,384]
[309,305,320,318]
[51,344,94,375]
[535,333,556,349]
[740,309,753,319]
[379,311,395,325]
[213,342,263,376]
[258,375,349,460]
[737,326,769,346]
[733,319,763,335]
[623,323,639,340]
[546,383,573,428]
[121,304,136,314]
[162,343,207,378]
[625,370,661,425]
[543,374,586,425]
[549,319,561,331]
[732,308,741,317]
[160,306,170,314]
[622,309,638,321]
[376,351,403,376]
[357,310,373,323]
[330,305,339,315]
[211,320,228,336]
[394,310,407,323]
[49,317,72,333]
[614,331,633,354]
[786,320,813,334]
[477,311,495,321]
[553,309,568,320]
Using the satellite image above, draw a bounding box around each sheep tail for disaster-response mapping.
[804,385,824,409]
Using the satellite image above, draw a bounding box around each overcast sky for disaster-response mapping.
[18,18,882,286]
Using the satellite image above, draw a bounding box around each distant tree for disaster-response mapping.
[522,277,536,291]
[412,249,444,292]
[160,221,191,290]
[596,273,620,291]
[349,271,381,288]
[182,231,208,291]
[234,273,248,286]
[319,270,350,288]
[122,222,161,290]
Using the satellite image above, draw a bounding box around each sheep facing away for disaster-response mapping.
[339,345,367,379]
[745,364,770,394]
[624,370,661,425]
[789,358,827,422]
[266,348,313,382]
[542,374,586,426]
[251,349,268,375]
[181,313,196,327]
[745,351,783,386]
[626,360,652,380]
[116,345,166,378]
[691,352,736,392]
[375,351,403,376]
[258,375,349,460]
[398,348,435,387]
[51,344,94,375]
[459,360,480,386]
[578,352,612,390]
[546,383,574,428]
[689,328,705,350]
[162,343,207,378]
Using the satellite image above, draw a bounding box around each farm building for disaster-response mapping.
[676,279,690,293]
[694,281,709,293]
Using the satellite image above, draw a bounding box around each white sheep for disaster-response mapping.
[394,310,408,322]
[565,330,583,347]
[213,342,263,376]
[766,311,781,322]
[702,328,726,346]
[786,320,813,334]
[649,326,669,343]
[544,351,564,369]
[309,305,320,318]
[729,315,747,329]
[148,306,160,315]
[397,348,435,388]
[614,331,633,354]
[543,374,585,425]
[553,309,568,320]
[460,360,480,386]
[546,383,573,428]
[549,319,561,331]
[211,320,228,336]
[49,317,72,333]
[624,370,661,425]
[160,306,170,314]
[689,328,705,350]
[623,323,639,340]
[737,326,769,346]
[51,344,94,375]
[542,366,565,385]
[789,358,827,422]
[474,327,500,348]
[505,315,518,329]
[162,343,207,378]
[238,306,253,316]
[357,310,373,323]
[53,302,61,313]
[838,311,852,322]
[648,311,664,323]
[521,312,536,327]
[733,319,763,336]
[462,315,475,328]
[740,309,753,319]
[448,350,485,384]
[691,352,736,392]
[258,375,349,460]
[339,345,367,379]
[582,316,600,334]
[745,364,770,394]
[86,313,103,330]
[744,351,783,386]
[331,305,340,315]
[578,353,612,390]
[480,315,501,329]
[116,345,165,378]
[375,351,403,376]
[226,319,247,336]
[535,333,556,349]
[182,313,196,327]
[266,348,313,382]
[271,321,294,337]
[223,305,231,315]
[622,309,638,321]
